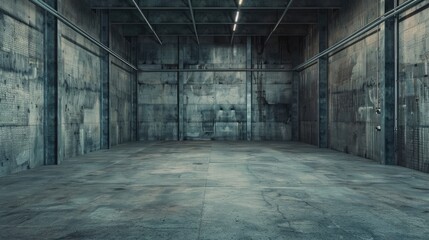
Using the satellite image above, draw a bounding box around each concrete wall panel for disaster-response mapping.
[0,0,45,176]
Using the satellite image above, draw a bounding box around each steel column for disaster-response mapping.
[382,0,397,165]
[318,10,328,148]
[178,38,185,141]
[131,37,139,141]
[246,36,252,141]
[100,10,110,149]
[43,0,58,165]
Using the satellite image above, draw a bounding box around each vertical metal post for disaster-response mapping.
[130,37,139,141]
[100,10,110,149]
[394,0,399,165]
[383,0,396,165]
[292,71,300,141]
[246,36,252,141]
[318,10,328,148]
[44,0,58,165]
[178,37,185,140]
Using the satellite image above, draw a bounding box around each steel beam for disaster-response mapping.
[130,37,139,142]
[43,0,58,165]
[382,0,397,165]
[29,0,137,70]
[318,10,328,148]
[91,7,339,10]
[294,0,425,71]
[100,10,110,149]
[139,68,293,72]
[246,36,252,141]
[130,0,163,45]
[178,38,185,141]
[265,0,294,45]
[112,22,316,25]
[187,0,199,44]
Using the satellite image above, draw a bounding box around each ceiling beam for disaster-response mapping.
[129,0,162,45]
[111,22,316,25]
[265,0,294,45]
[109,10,319,25]
[187,0,200,44]
[92,6,341,10]
[121,24,308,37]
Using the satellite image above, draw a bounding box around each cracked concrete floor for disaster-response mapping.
[0,141,428,240]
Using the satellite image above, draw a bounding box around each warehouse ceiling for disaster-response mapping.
[89,0,343,39]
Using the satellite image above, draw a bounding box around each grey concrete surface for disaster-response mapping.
[0,141,428,240]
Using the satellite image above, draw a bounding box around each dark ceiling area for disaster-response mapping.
[89,0,343,38]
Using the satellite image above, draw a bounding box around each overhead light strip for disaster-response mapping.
[231,0,243,41]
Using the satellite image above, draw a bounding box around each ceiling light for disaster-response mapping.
[233,24,237,31]
[239,0,243,6]
[235,11,240,22]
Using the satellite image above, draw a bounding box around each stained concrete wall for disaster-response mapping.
[252,37,297,140]
[137,37,178,141]
[299,25,319,145]
[299,0,382,161]
[0,1,45,175]
[0,0,135,176]
[298,0,429,173]
[327,0,381,161]
[183,37,246,141]
[58,0,134,158]
[398,1,429,172]
[110,26,134,146]
[58,0,102,159]
[137,36,296,141]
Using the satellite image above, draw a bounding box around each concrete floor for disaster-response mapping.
[0,142,428,240]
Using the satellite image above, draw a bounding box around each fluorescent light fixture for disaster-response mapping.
[233,24,237,31]
[239,0,243,6]
[235,11,240,22]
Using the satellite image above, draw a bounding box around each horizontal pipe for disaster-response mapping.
[294,0,424,71]
[138,68,294,72]
[29,0,137,71]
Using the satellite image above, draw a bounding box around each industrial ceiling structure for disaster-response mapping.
[89,0,343,41]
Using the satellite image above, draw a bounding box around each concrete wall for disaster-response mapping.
[58,0,102,159]
[137,36,297,141]
[252,37,297,141]
[298,0,429,173]
[0,1,45,175]
[138,37,178,141]
[299,25,319,145]
[110,26,134,146]
[397,0,429,172]
[327,0,381,161]
[0,0,135,176]
[59,0,135,157]
[299,0,382,161]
